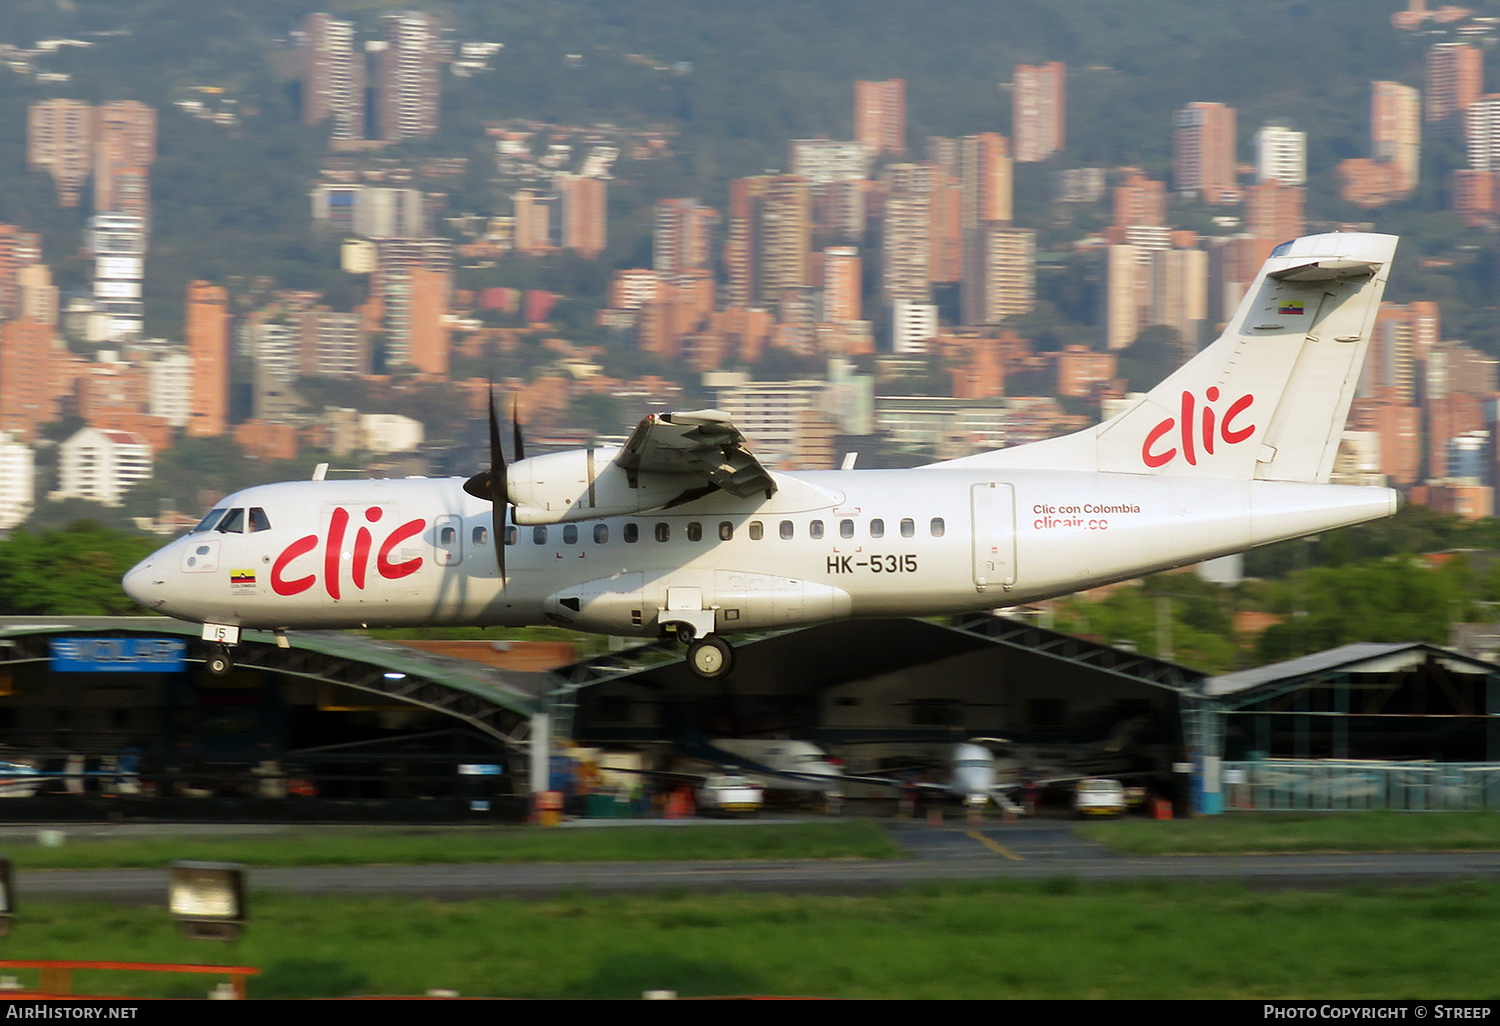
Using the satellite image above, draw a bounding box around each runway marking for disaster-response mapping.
[967,830,1023,861]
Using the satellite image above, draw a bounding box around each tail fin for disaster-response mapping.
[940,232,1398,483]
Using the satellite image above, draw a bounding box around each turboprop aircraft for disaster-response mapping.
[123,232,1402,681]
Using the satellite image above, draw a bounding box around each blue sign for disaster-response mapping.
[51,637,186,673]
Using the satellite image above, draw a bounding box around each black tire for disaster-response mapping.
[206,647,233,678]
[686,636,733,679]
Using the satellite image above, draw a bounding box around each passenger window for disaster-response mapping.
[870,519,884,539]
[594,524,609,544]
[193,508,227,533]
[930,517,945,537]
[719,521,734,541]
[687,522,702,542]
[901,518,915,538]
[655,522,670,543]
[249,507,272,532]
[533,526,548,544]
[473,526,489,545]
[563,524,578,545]
[749,521,764,540]
[780,520,794,540]
[840,520,854,539]
[810,520,824,539]
[624,522,639,543]
[216,508,245,534]
[439,525,457,546]
[505,526,518,546]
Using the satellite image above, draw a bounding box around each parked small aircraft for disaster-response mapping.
[124,233,1401,679]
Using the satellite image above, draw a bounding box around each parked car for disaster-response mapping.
[1074,777,1126,817]
[697,774,764,816]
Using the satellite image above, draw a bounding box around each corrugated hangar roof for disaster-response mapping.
[1204,642,1500,700]
[549,612,1207,696]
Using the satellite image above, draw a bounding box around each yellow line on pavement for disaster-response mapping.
[967,830,1023,861]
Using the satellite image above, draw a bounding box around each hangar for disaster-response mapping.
[1205,643,1500,812]
[0,616,544,819]
[4,616,1499,818]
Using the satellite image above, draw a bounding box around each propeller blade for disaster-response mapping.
[488,386,506,586]
[512,395,525,463]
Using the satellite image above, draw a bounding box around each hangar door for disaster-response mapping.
[971,482,1016,589]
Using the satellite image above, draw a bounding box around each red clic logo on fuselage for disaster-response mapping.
[1142,388,1255,469]
[271,506,426,598]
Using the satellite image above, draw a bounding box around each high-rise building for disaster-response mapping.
[406,265,450,376]
[0,318,60,442]
[1246,180,1305,244]
[89,212,146,342]
[377,11,440,142]
[512,190,552,254]
[821,246,862,323]
[1372,80,1421,192]
[0,432,34,530]
[303,13,367,141]
[185,281,229,438]
[962,225,1034,325]
[881,164,936,304]
[0,225,43,320]
[93,101,156,224]
[1467,94,1500,171]
[27,99,94,207]
[725,176,811,308]
[1112,170,1167,228]
[1426,42,1482,136]
[1174,102,1238,204]
[652,199,716,274]
[854,79,905,156]
[1013,62,1065,163]
[557,174,607,259]
[301,310,369,378]
[1255,124,1307,186]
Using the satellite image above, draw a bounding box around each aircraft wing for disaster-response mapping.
[615,410,777,500]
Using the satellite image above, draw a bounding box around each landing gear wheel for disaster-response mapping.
[206,646,234,678]
[686,636,733,679]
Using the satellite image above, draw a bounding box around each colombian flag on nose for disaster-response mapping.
[1278,300,1304,315]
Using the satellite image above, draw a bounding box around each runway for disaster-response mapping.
[15,818,1500,901]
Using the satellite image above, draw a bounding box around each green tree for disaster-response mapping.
[0,522,159,616]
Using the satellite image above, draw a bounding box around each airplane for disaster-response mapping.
[124,232,1402,684]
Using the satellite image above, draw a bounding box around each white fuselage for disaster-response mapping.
[124,467,1398,639]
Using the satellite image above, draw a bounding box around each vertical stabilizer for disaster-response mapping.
[938,232,1397,483]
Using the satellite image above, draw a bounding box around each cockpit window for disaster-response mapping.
[248,507,272,533]
[192,508,227,533]
[216,508,245,534]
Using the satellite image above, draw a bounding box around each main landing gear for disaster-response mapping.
[672,623,735,679]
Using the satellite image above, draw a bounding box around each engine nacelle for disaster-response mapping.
[507,447,705,524]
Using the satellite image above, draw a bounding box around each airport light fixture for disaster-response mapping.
[168,861,246,940]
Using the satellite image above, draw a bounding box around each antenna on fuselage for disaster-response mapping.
[312,463,328,481]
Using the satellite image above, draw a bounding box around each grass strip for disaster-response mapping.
[5,820,903,869]
[4,880,1498,999]
[1079,810,1500,855]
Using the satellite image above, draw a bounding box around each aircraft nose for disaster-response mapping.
[122,557,166,610]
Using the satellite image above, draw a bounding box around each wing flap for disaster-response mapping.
[616,410,777,499]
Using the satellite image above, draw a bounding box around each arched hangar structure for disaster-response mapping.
[554,612,1207,804]
[0,617,544,819]
[1204,643,1500,813]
